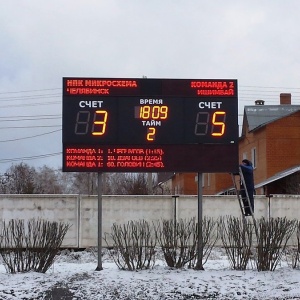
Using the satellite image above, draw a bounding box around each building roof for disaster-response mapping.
[218,165,300,195]
[242,105,300,134]
[157,172,174,184]
[255,165,300,189]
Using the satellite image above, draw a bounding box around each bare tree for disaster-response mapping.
[2,164,158,195]
[67,172,156,195]
[34,165,64,194]
[57,171,78,194]
[0,173,11,193]
[125,173,149,194]
[70,172,112,195]
[4,163,36,194]
[108,173,130,194]
[108,173,155,195]
[71,172,98,195]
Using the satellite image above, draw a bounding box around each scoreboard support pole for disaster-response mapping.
[95,172,103,271]
[195,172,204,270]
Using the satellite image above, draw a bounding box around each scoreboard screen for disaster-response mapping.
[62,78,239,172]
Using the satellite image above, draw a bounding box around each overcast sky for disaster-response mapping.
[0,1,300,174]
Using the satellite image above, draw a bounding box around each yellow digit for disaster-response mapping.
[147,127,156,141]
[142,106,151,119]
[211,111,226,136]
[152,106,160,119]
[160,106,168,119]
[92,110,108,135]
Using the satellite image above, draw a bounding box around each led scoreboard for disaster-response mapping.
[62,78,239,173]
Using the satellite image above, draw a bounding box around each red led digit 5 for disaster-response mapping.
[194,111,226,137]
[211,111,226,136]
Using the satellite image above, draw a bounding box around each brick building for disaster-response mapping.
[170,93,300,195]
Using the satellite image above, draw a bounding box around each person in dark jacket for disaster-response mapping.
[240,159,255,216]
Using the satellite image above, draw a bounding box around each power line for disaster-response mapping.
[0,84,299,111]
[0,85,299,93]
[0,125,61,129]
[0,152,61,164]
[0,101,61,109]
[0,114,61,119]
[0,116,61,122]
[0,93,61,102]
[240,85,300,90]
[0,129,61,142]
[0,88,61,95]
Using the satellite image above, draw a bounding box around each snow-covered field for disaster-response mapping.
[0,248,300,300]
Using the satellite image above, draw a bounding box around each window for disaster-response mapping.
[194,174,205,187]
[207,173,210,187]
[251,147,257,169]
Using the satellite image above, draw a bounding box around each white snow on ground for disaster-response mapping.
[0,248,300,299]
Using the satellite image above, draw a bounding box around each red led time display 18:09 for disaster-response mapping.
[134,105,169,120]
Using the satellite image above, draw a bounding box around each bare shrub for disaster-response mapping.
[154,217,218,269]
[218,216,253,270]
[104,220,156,270]
[285,220,300,269]
[292,221,300,269]
[0,219,71,273]
[255,217,297,271]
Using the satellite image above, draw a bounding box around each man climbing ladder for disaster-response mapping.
[238,159,255,216]
[232,159,255,216]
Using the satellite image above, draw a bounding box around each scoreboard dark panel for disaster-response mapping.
[62,78,239,172]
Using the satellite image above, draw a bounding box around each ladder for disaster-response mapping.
[231,167,259,251]
[231,166,255,219]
